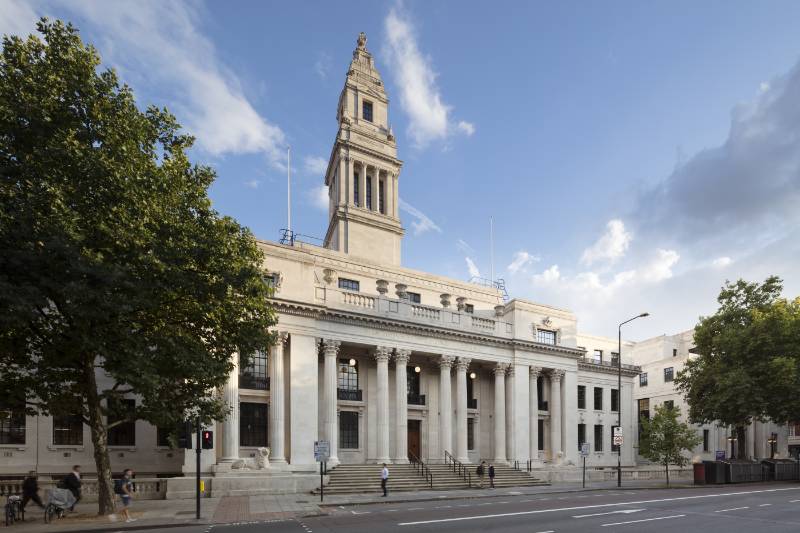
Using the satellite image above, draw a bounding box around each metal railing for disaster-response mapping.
[467,398,478,409]
[279,229,324,247]
[444,450,472,487]
[239,374,269,390]
[409,451,433,489]
[407,393,426,406]
[337,388,362,401]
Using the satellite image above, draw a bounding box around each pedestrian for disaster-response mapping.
[476,461,486,488]
[488,463,495,489]
[21,471,45,511]
[380,463,389,497]
[111,468,136,523]
[61,465,82,511]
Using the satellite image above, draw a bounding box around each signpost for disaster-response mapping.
[613,426,623,447]
[315,441,330,502]
[715,450,725,461]
[580,442,590,488]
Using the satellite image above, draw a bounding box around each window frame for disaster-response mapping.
[0,400,26,445]
[594,424,604,452]
[404,291,421,304]
[379,178,385,214]
[664,367,674,382]
[578,423,586,450]
[611,389,620,412]
[593,349,603,363]
[593,387,603,410]
[362,100,373,122]
[240,350,269,390]
[107,398,136,447]
[639,372,648,387]
[467,417,475,451]
[536,329,556,345]
[577,385,586,410]
[53,414,83,446]
[703,429,710,452]
[338,278,360,292]
[366,176,373,210]
[338,359,359,391]
[353,172,360,206]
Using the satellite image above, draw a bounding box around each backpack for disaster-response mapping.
[113,478,125,495]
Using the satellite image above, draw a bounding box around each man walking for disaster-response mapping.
[476,461,486,488]
[61,465,81,510]
[111,468,136,523]
[21,471,45,511]
[488,463,496,489]
[380,463,389,497]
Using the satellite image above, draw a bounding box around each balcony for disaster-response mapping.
[239,374,269,391]
[467,398,478,409]
[407,393,426,406]
[337,388,362,402]
[581,356,640,372]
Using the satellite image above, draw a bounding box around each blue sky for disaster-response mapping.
[3,1,800,340]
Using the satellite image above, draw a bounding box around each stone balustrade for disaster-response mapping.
[341,291,376,309]
[0,477,168,502]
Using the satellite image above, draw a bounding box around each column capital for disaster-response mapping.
[549,369,565,382]
[322,339,341,357]
[506,365,515,377]
[373,346,392,362]
[529,365,542,378]
[394,349,411,364]
[455,357,471,371]
[493,363,509,376]
[439,355,456,369]
[276,331,289,344]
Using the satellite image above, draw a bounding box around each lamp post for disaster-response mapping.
[617,312,649,488]
[768,433,777,459]
[728,434,736,460]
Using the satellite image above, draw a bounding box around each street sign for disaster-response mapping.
[314,440,330,462]
[580,442,590,457]
[715,450,725,461]
[613,426,622,437]
[613,435,623,446]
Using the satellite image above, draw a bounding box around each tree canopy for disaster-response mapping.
[638,405,702,486]
[675,276,800,458]
[0,19,275,513]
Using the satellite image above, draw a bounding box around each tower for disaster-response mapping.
[322,32,404,265]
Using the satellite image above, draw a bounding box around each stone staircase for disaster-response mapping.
[313,461,548,495]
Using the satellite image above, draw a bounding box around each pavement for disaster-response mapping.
[6,479,800,533]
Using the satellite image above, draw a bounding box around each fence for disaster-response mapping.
[0,478,168,502]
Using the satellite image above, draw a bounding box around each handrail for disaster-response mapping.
[408,451,434,489]
[444,450,472,488]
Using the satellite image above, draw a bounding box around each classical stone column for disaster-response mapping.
[506,365,516,462]
[372,168,380,212]
[394,349,411,463]
[529,366,541,464]
[392,173,399,218]
[549,369,564,463]
[220,352,240,463]
[269,333,288,464]
[359,165,367,208]
[455,357,471,463]
[375,346,392,463]
[439,355,455,460]
[493,363,508,463]
[322,340,341,465]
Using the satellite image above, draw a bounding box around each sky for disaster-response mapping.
[2,0,800,341]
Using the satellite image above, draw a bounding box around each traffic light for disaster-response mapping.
[201,430,214,449]
[177,421,193,449]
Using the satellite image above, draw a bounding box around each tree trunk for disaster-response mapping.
[665,462,670,487]
[84,358,116,515]
[736,425,747,460]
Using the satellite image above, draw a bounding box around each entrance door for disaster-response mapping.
[408,420,421,460]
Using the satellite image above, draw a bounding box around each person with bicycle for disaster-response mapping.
[22,471,44,511]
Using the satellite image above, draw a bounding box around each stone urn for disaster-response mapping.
[395,283,408,299]
[456,297,467,311]
[494,304,505,317]
[440,293,452,308]
[376,279,389,295]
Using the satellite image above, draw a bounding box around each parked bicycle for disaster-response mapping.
[43,488,75,524]
[4,494,24,526]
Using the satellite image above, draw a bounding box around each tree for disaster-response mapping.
[639,405,702,486]
[0,20,275,514]
[675,276,800,458]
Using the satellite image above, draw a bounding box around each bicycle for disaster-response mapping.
[4,494,24,526]
[43,488,75,524]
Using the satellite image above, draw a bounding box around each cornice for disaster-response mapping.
[271,299,585,359]
[577,361,641,377]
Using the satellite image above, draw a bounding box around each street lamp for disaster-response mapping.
[768,433,778,459]
[617,312,650,488]
[728,434,737,459]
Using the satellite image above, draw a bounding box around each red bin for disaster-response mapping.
[693,463,706,485]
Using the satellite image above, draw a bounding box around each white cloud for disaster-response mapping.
[712,256,733,268]
[304,156,328,176]
[457,120,475,136]
[5,1,287,167]
[398,198,442,235]
[243,179,260,189]
[383,6,472,148]
[465,257,481,278]
[456,239,475,255]
[532,265,561,286]
[639,249,680,283]
[309,185,329,211]
[0,0,38,38]
[580,219,632,266]
[314,52,332,80]
[759,81,770,93]
[507,250,540,274]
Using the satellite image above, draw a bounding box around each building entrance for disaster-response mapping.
[408,420,421,460]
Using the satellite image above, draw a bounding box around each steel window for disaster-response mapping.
[240,402,268,447]
[537,329,556,345]
[611,389,619,412]
[577,385,586,409]
[664,367,674,382]
[639,372,648,386]
[340,411,359,449]
[53,415,83,446]
[362,101,373,122]
[240,351,269,390]
[0,400,25,445]
[593,387,603,410]
[338,359,359,391]
[107,399,136,446]
[594,425,604,452]
[338,278,360,292]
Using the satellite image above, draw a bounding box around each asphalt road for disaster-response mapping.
[146,483,800,533]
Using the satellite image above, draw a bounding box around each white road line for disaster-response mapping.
[351,511,371,515]
[715,507,749,513]
[573,509,644,519]
[396,487,800,526]
[408,507,423,511]
[759,504,772,507]
[601,514,685,527]
[534,531,555,533]
[790,499,800,503]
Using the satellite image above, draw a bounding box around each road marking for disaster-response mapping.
[351,511,371,515]
[386,510,397,512]
[534,531,555,533]
[498,501,509,504]
[759,504,772,507]
[520,499,534,503]
[601,514,685,527]
[790,499,800,503]
[715,507,749,513]
[396,487,800,526]
[573,509,645,519]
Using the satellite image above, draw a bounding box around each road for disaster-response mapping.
[146,483,800,533]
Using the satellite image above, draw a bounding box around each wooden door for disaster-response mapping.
[408,420,421,460]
